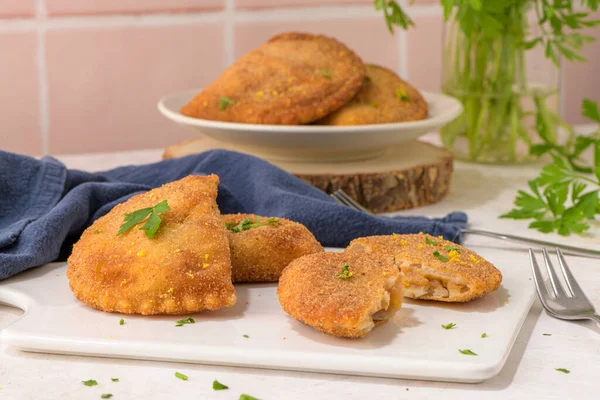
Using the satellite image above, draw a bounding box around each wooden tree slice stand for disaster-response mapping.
[163,136,454,213]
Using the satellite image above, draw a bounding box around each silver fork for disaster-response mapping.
[529,248,600,324]
[330,189,600,259]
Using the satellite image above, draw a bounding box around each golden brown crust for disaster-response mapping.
[277,252,403,339]
[346,234,502,302]
[181,32,365,125]
[67,175,237,315]
[316,64,428,125]
[223,213,324,283]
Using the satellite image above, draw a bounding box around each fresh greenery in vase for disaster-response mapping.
[375,0,600,234]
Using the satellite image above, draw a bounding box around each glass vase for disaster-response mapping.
[440,6,564,164]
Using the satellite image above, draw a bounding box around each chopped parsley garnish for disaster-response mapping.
[243,334,249,338]
[93,230,101,234]
[239,395,259,400]
[82,379,98,387]
[117,200,170,239]
[425,237,438,246]
[119,319,124,325]
[396,88,409,101]
[219,96,235,110]
[225,217,278,233]
[319,68,332,78]
[111,378,119,382]
[433,251,449,262]
[543,333,552,336]
[175,372,188,381]
[369,103,379,109]
[481,333,488,338]
[458,349,477,356]
[445,245,461,253]
[213,380,229,390]
[556,368,570,374]
[336,263,353,279]
[175,317,195,327]
[101,395,113,399]
[441,323,456,330]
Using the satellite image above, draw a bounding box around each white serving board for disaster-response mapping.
[0,247,535,383]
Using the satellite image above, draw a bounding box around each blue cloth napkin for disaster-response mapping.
[0,149,467,280]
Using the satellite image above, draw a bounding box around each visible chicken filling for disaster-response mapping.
[401,263,469,299]
[357,275,403,331]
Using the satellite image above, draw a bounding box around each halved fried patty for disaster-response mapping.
[223,213,323,283]
[181,32,365,125]
[316,64,428,125]
[277,252,403,338]
[67,175,236,315]
[346,234,502,302]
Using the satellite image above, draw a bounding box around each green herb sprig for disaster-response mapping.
[441,323,456,330]
[175,317,195,327]
[219,96,235,110]
[336,263,353,279]
[117,200,170,239]
[501,99,600,235]
[225,217,278,233]
[82,379,98,387]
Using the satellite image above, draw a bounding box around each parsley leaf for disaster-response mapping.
[543,333,552,336]
[319,68,332,78]
[374,0,414,34]
[433,251,449,262]
[111,378,119,382]
[336,263,353,279]
[82,379,98,387]
[583,98,600,123]
[445,245,461,253]
[175,372,188,381]
[119,319,124,326]
[226,217,278,233]
[101,395,113,399]
[458,349,477,356]
[219,96,235,110]
[425,237,438,246]
[213,380,229,390]
[175,317,195,327]
[243,334,249,338]
[556,368,570,374]
[239,395,259,400]
[117,200,170,239]
[481,333,488,338]
[396,88,409,101]
[441,323,456,330]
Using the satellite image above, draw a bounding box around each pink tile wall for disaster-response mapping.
[46,0,224,16]
[46,23,225,154]
[0,0,36,18]
[235,18,399,71]
[0,0,599,156]
[0,33,41,155]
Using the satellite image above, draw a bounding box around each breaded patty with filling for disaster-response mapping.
[277,252,403,339]
[67,175,237,315]
[223,213,324,283]
[181,32,365,125]
[316,64,428,125]
[346,233,502,303]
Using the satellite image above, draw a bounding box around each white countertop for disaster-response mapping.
[1,136,599,399]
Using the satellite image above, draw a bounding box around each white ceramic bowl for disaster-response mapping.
[158,89,462,162]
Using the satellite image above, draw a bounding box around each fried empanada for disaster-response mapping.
[223,213,323,283]
[277,252,403,338]
[67,175,236,315]
[315,64,428,125]
[181,32,365,125]
[346,234,502,302]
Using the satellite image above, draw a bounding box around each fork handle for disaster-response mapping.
[462,228,600,259]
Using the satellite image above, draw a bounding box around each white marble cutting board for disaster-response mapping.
[0,246,535,383]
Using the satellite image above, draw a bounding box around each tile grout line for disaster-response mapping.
[0,4,441,31]
[36,0,49,155]
[224,0,235,67]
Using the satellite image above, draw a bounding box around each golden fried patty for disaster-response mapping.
[181,32,365,125]
[223,213,324,283]
[346,234,502,302]
[67,175,236,315]
[277,252,403,339]
[316,64,428,125]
